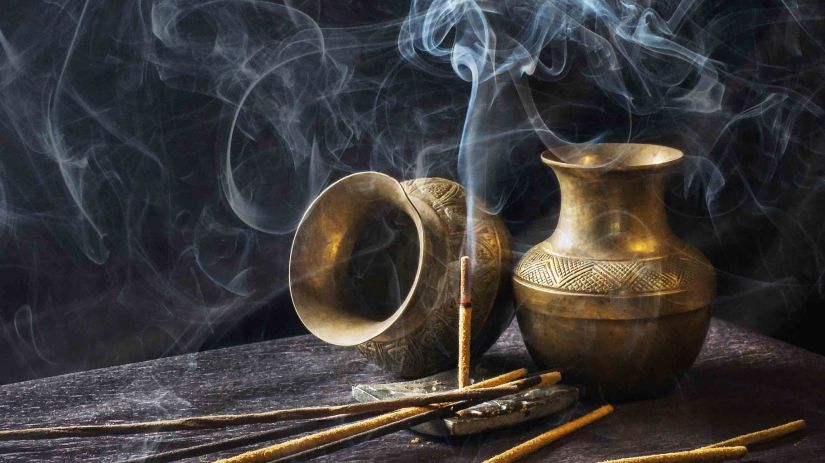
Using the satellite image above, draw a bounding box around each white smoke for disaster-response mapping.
[0,0,823,381]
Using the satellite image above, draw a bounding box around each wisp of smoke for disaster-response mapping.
[0,0,823,383]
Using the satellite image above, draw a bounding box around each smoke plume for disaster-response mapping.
[0,0,823,382]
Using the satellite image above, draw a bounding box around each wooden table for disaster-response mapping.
[0,318,822,462]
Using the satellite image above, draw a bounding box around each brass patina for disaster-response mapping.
[290,172,513,377]
[513,144,715,400]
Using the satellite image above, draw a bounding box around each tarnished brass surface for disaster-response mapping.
[290,172,513,377]
[513,144,716,400]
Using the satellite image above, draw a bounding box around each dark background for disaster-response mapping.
[0,0,823,385]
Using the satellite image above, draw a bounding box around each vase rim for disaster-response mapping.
[542,143,683,172]
[289,171,426,346]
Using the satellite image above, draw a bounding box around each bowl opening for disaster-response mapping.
[345,203,419,324]
[289,173,424,346]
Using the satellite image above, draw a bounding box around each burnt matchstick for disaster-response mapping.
[458,255,472,388]
[0,378,536,441]
[215,369,558,463]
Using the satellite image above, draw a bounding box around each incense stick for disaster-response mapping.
[0,381,531,441]
[481,404,614,463]
[597,418,806,463]
[598,446,747,463]
[458,255,472,389]
[277,377,562,463]
[215,369,543,463]
[270,396,487,462]
[276,374,562,463]
[118,417,346,463]
[128,369,548,463]
[701,419,806,449]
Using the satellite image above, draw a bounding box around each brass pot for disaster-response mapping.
[513,144,715,400]
[290,172,513,377]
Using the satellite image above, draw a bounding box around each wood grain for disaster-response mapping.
[0,318,822,462]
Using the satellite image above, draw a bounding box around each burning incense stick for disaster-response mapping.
[598,446,747,463]
[215,369,550,463]
[481,404,613,463]
[0,380,535,441]
[701,419,806,449]
[458,255,472,389]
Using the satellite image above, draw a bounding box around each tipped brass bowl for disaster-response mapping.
[513,144,715,400]
[290,172,513,377]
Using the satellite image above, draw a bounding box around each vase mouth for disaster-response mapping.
[542,143,683,173]
[289,171,425,346]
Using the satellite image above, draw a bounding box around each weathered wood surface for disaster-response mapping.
[0,318,822,462]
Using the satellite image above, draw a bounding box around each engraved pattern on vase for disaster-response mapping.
[357,178,511,376]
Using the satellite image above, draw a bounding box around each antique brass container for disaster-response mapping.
[513,144,715,400]
[290,172,513,377]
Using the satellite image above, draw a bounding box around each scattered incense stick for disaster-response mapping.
[597,418,806,463]
[0,382,531,441]
[118,417,346,463]
[597,447,747,463]
[215,369,543,463]
[276,373,558,463]
[458,255,472,389]
[271,396,486,462]
[481,404,614,463]
[473,368,529,387]
[701,419,806,449]
[124,369,545,463]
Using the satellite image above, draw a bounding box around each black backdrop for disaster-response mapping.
[1,0,824,385]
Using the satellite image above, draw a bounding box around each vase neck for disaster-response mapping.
[548,168,675,260]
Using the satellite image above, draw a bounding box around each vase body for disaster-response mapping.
[290,172,513,377]
[513,144,715,400]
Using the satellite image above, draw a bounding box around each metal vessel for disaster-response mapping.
[513,144,715,399]
[290,172,513,377]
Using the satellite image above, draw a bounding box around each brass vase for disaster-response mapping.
[513,144,715,400]
[290,172,513,377]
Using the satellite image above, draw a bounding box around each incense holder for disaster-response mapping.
[513,144,715,400]
[352,369,579,436]
[290,172,513,377]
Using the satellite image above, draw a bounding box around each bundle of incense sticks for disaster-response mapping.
[0,368,552,462]
[215,370,560,463]
[127,370,552,463]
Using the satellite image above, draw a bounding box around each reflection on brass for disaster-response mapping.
[513,144,715,400]
[290,172,513,377]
